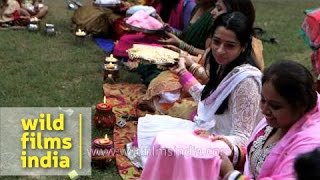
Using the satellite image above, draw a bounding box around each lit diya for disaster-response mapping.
[75,29,87,45]
[104,54,119,82]
[105,54,118,63]
[104,54,118,70]
[92,134,113,150]
[99,134,111,144]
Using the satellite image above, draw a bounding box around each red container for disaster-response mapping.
[91,138,115,168]
[93,103,116,128]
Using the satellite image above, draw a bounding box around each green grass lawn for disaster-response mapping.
[0,0,319,179]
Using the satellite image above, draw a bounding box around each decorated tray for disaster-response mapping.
[127,44,179,66]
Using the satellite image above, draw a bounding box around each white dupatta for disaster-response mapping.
[194,64,262,132]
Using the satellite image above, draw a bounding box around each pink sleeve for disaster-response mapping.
[179,70,199,90]
[179,70,204,102]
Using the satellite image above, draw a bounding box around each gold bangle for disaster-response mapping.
[189,63,200,73]
[195,67,205,77]
[192,65,201,75]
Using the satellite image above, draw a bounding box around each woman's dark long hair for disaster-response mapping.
[159,0,180,23]
[201,12,257,114]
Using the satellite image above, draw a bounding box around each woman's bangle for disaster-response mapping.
[226,170,242,180]
[193,66,207,82]
[189,63,200,74]
[193,66,202,75]
[187,45,195,54]
[179,41,185,50]
[232,145,240,166]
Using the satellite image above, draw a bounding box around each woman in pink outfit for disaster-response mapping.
[219,60,320,180]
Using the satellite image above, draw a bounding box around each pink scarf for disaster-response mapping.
[155,0,184,30]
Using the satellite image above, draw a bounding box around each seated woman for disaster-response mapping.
[159,0,216,51]
[20,0,48,19]
[161,0,264,70]
[140,0,264,117]
[0,0,20,24]
[136,12,262,167]
[218,60,320,179]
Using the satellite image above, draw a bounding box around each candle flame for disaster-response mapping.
[103,96,106,104]
[104,134,108,140]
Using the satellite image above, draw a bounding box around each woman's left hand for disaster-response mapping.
[219,152,235,178]
[163,44,181,53]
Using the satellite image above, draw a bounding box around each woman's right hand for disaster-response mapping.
[169,56,187,75]
[183,54,197,68]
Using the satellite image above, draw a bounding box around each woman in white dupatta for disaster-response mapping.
[136,12,262,167]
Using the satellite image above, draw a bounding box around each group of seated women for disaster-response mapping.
[96,0,320,179]
[134,11,320,180]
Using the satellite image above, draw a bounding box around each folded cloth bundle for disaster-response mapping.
[126,5,156,16]
[126,10,163,30]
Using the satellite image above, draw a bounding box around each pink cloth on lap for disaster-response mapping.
[140,130,231,180]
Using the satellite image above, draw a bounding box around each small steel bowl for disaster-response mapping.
[27,23,39,32]
[45,24,55,36]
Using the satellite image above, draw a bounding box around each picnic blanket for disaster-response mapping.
[103,83,147,179]
[103,83,148,118]
[114,121,142,180]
